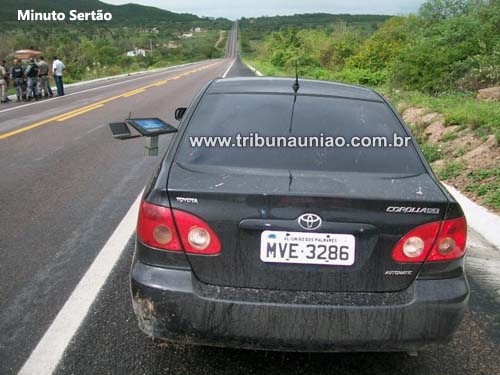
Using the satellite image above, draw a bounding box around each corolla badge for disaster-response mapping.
[298,213,322,230]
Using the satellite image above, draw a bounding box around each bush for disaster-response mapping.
[456,45,500,90]
[331,68,387,86]
[420,143,442,162]
[390,0,499,93]
[260,25,362,74]
[438,160,467,179]
[347,16,411,71]
[390,14,483,93]
[419,0,479,22]
[244,0,500,99]
[465,168,500,209]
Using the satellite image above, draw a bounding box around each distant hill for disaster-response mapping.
[0,0,231,76]
[240,13,391,34]
[1,0,212,25]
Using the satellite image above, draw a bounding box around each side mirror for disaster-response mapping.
[175,107,187,121]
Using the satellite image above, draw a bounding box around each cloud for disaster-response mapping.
[102,0,425,19]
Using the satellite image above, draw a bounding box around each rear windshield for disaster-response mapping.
[175,93,424,174]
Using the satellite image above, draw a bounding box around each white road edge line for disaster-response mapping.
[444,183,500,250]
[245,63,263,76]
[0,60,212,115]
[18,190,143,375]
[222,58,237,78]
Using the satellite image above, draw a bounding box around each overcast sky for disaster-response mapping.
[102,0,425,19]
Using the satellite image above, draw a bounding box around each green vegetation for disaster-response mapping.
[241,0,499,132]
[0,0,231,82]
[239,14,389,78]
[465,168,500,209]
[452,145,470,158]
[442,132,458,142]
[438,161,468,180]
[383,89,500,133]
[239,13,389,53]
[421,143,443,162]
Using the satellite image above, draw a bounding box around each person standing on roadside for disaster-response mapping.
[38,56,53,98]
[52,56,65,96]
[0,60,9,103]
[2,60,12,102]
[24,58,39,101]
[10,59,24,102]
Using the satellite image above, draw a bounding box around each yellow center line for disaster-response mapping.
[56,104,105,122]
[0,116,61,140]
[0,62,221,141]
[152,80,168,87]
[59,102,106,116]
[122,89,146,98]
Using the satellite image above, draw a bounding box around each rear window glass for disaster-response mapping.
[175,93,424,174]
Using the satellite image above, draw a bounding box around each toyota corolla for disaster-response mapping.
[131,77,468,352]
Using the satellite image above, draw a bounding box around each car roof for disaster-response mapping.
[207,77,383,102]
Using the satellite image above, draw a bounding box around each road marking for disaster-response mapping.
[222,58,236,78]
[0,62,220,140]
[153,79,168,86]
[245,63,264,76]
[86,123,106,134]
[0,101,111,139]
[0,115,66,140]
[18,191,143,375]
[0,60,214,115]
[122,89,146,98]
[56,104,104,122]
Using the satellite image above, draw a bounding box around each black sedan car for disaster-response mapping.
[131,77,468,352]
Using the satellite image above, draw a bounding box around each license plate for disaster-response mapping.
[260,231,355,266]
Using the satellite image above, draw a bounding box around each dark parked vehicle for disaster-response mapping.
[131,77,468,352]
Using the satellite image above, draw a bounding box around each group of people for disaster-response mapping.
[0,56,65,104]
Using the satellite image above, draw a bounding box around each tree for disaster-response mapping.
[390,14,484,92]
[267,27,302,67]
[347,16,412,71]
[419,0,484,22]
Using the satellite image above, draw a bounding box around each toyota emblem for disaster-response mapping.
[297,213,322,230]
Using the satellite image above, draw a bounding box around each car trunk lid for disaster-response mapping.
[168,162,448,292]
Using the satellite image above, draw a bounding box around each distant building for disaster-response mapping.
[126,48,150,57]
[181,32,193,38]
[193,27,202,32]
[141,28,159,34]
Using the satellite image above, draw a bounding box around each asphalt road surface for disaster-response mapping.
[1,25,499,375]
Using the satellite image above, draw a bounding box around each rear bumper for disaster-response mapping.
[130,260,469,352]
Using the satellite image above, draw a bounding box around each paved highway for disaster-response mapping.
[1,25,499,375]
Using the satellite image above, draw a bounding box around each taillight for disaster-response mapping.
[137,201,182,251]
[137,200,221,255]
[427,217,467,261]
[392,221,441,262]
[392,217,467,263]
[173,210,221,255]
